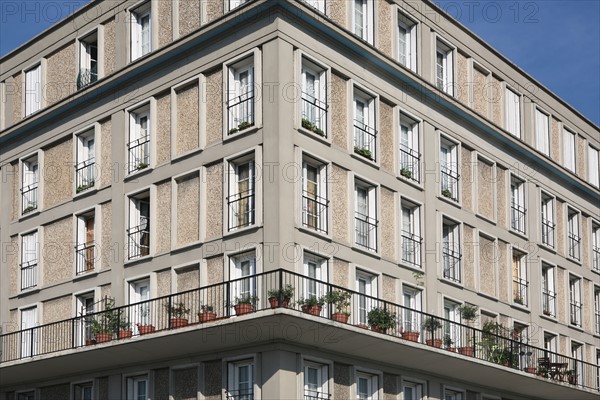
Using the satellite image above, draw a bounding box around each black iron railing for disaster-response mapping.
[228,188,255,231]
[2,269,599,391]
[353,119,377,161]
[20,261,37,290]
[77,66,98,90]
[513,278,528,306]
[595,309,600,336]
[302,191,328,233]
[399,146,420,182]
[355,212,377,251]
[21,183,38,214]
[75,242,95,275]
[510,203,526,234]
[301,92,327,137]
[542,289,556,318]
[568,233,581,261]
[541,219,555,247]
[570,301,582,327]
[593,246,600,272]
[442,246,461,283]
[227,91,255,134]
[75,158,96,193]
[304,391,330,400]
[401,231,421,267]
[127,223,150,259]
[440,166,459,201]
[127,136,150,173]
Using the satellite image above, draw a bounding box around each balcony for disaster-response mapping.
[1,270,598,397]
[301,92,327,137]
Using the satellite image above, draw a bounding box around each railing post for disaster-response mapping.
[279,269,283,307]
[167,296,172,329]
[29,327,34,358]
[226,281,231,318]
[72,318,76,349]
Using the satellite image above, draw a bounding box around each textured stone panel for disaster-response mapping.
[43,295,71,323]
[205,70,223,146]
[383,373,399,400]
[156,181,172,254]
[477,159,494,220]
[582,281,591,332]
[498,241,508,302]
[12,73,22,123]
[551,117,560,162]
[377,0,392,57]
[207,256,224,285]
[43,217,74,285]
[98,377,109,400]
[176,83,200,156]
[491,77,502,126]
[44,138,73,208]
[179,0,200,37]
[463,225,475,290]
[157,269,171,297]
[557,268,566,324]
[100,202,112,269]
[461,148,473,211]
[177,174,200,246]
[382,274,396,302]
[479,235,496,297]
[39,384,69,400]
[329,0,347,27]
[381,187,396,259]
[205,162,223,239]
[154,368,170,400]
[174,367,198,399]
[332,258,349,287]
[331,73,347,148]
[333,363,350,400]
[576,134,586,179]
[331,165,348,242]
[9,236,18,296]
[204,0,224,23]
[46,42,76,105]
[379,101,394,173]
[100,285,111,303]
[472,67,488,117]
[456,53,469,105]
[156,93,171,165]
[581,217,589,267]
[177,267,200,291]
[158,0,173,47]
[204,360,222,400]
[103,18,116,75]
[556,200,564,255]
[100,119,112,188]
[11,162,18,220]
[496,167,506,227]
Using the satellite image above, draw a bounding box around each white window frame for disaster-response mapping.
[399,112,420,182]
[443,298,460,347]
[78,30,99,88]
[229,0,250,11]
[569,275,582,327]
[355,371,379,400]
[24,63,42,116]
[75,209,96,275]
[440,136,459,201]
[304,252,328,300]
[567,207,581,261]
[304,360,329,399]
[397,11,417,72]
[129,277,151,334]
[509,175,526,234]
[226,55,255,135]
[127,191,151,260]
[504,85,521,138]
[130,2,151,61]
[355,270,378,326]
[21,154,39,215]
[400,201,421,267]
[302,156,329,234]
[541,191,555,247]
[20,305,38,358]
[75,128,96,193]
[401,379,424,400]
[354,180,378,252]
[20,230,39,291]
[435,38,454,96]
[402,285,422,333]
[300,55,328,137]
[74,291,96,347]
[543,331,558,361]
[126,374,149,400]
[592,222,600,272]
[353,87,377,161]
[593,285,600,335]
[73,380,94,400]
[512,250,528,307]
[588,145,599,187]
[227,359,255,400]
[443,387,464,400]
[304,0,325,13]
[541,263,556,317]
[442,218,461,283]
[352,0,374,44]
[227,154,256,231]
[562,127,576,172]
[230,250,257,307]
[534,108,550,156]
[128,103,151,174]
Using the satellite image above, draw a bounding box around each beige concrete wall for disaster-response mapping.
[43,217,73,285]
[461,148,473,211]
[12,73,22,123]
[157,269,171,297]
[103,18,116,75]
[156,181,172,254]
[382,274,396,302]
[581,217,589,267]
[158,0,173,47]
[173,367,198,399]
[477,159,494,220]
[179,0,201,37]
[156,93,171,165]
[490,76,502,126]
[582,280,591,332]
[497,240,508,302]
[154,368,170,400]
[329,0,347,27]
[333,363,350,400]
[43,138,73,208]
[472,67,488,118]
[331,165,348,242]
[456,53,469,106]
[100,119,112,187]
[205,162,223,240]
[383,373,399,400]
[379,100,394,173]
[205,1,224,24]
[43,295,71,323]
[8,236,18,296]
[576,134,586,179]
[380,187,395,259]
[496,167,506,227]
[331,73,348,149]
[11,162,18,220]
[332,258,349,287]
[207,255,224,285]
[176,174,200,246]
[205,69,223,146]
[551,117,560,162]
[478,235,496,297]
[377,0,393,57]
[463,225,475,290]
[45,42,76,106]
[556,268,566,324]
[100,202,112,269]
[204,360,222,400]
[176,82,200,156]
[177,267,200,291]
[100,284,111,303]
[555,200,564,255]
[39,384,69,400]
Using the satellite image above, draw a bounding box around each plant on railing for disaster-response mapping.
[565,369,577,384]
[513,295,524,305]
[90,300,121,343]
[324,290,352,323]
[542,309,551,316]
[457,304,478,356]
[536,366,548,378]
[115,317,132,339]
[23,204,37,214]
[354,146,373,160]
[302,118,325,136]
[298,295,325,316]
[422,317,443,347]
[367,307,396,334]
[198,304,217,322]
[441,188,453,199]
[233,295,258,316]
[164,301,190,328]
[267,284,294,309]
[443,334,455,352]
[400,167,412,179]
[458,304,478,322]
[137,306,156,335]
[137,162,149,170]
[229,121,254,134]
[76,180,95,193]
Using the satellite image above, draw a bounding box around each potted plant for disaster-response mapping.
[76,180,95,193]
[324,290,352,323]
[198,304,217,322]
[238,121,253,131]
[400,167,412,179]
[165,301,190,328]
[23,203,37,214]
[267,284,294,309]
[524,366,537,374]
[536,367,548,378]
[298,295,325,316]
[513,295,524,305]
[542,309,551,316]
[565,369,577,384]
[136,307,156,335]
[354,147,373,160]
[367,307,396,334]
[116,318,132,339]
[441,188,453,199]
[457,304,478,356]
[301,118,324,136]
[233,295,258,316]
[422,317,443,347]
[91,318,113,343]
[443,334,455,352]
[137,162,149,170]
[401,328,420,342]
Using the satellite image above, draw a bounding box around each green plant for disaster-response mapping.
[164,301,190,318]
[400,168,412,179]
[458,304,478,322]
[412,271,424,287]
[422,317,443,332]
[137,162,149,170]
[234,294,259,305]
[267,284,294,299]
[536,367,548,377]
[238,121,253,130]
[76,181,95,193]
[367,307,397,331]
[324,290,352,315]
[441,188,453,198]
[298,295,325,307]
[90,300,122,334]
[200,304,214,313]
[443,334,454,348]
[513,296,524,305]
[301,118,325,136]
[229,127,239,134]
[354,147,373,160]
[23,205,37,214]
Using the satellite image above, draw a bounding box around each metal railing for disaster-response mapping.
[127,223,150,259]
[399,146,420,182]
[567,233,581,261]
[227,188,255,231]
[77,67,98,90]
[20,261,37,290]
[593,246,600,272]
[75,158,96,193]
[442,246,461,283]
[75,242,95,275]
[595,309,600,336]
[1,269,599,391]
[355,212,377,252]
[401,231,421,267]
[304,391,330,400]
[227,92,255,134]
[127,136,150,173]
[541,219,555,247]
[440,166,459,201]
[21,183,38,214]
[570,301,582,327]
[510,203,526,234]
[226,389,253,400]
[353,119,377,161]
[542,289,556,317]
[302,191,328,233]
[301,92,327,137]
[513,278,528,306]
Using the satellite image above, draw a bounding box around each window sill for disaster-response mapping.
[298,126,330,145]
[540,313,556,322]
[17,287,41,297]
[397,174,422,189]
[439,277,463,289]
[538,242,556,254]
[398,261,423,273]
[568,324,584,333]
[438,194,460,208]
[350,151,379,169]
[223,125,259,142]
[19,210,40,221]
[298,225,331,241]
[223,224,260,240]
[124,255,153,267]
[508,228,528,241]
[351,244,381,259]
[73,270,98,281]
[73,187,98,199]
[565,256,582,266]
[125,166,153,181]
[510,303,530,312]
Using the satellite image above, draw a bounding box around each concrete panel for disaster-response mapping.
[491,76,502,126]
[331,165,348,242]
[176,174,200,246]
[329,0,347,28]
[156,181,172,254]
[11,162,18,220]
[43,295,71,323]
[176,82,200,156]
[100,119,112,188]
[379,101,394,173]
[377,0,393,57]
[204,360,222,400]
[498,241,508,302]
[204,1,224,24]
[477,159,494,220]
[44,138,73,208]
[381,187,396,260]
[43,217,73,285]
[576,134,586,179]
[177,267,200,291]
[179,0,201,37]
[557,268,566,324]
[100,285,112,304]
[12,73,22,123]
[582,280,591,332]
[157,269,171,297]
[103,18,116,75]
[331,73,348,149]
[333,363,350,400]
[39,384,69,400]
[456,53,469,106]
[158,0,173,47]
[551,117,560,162]
[332,258,349,287]
[98,377,109,400]
[461,148,473,211]
[472,67,488,118]
[154,368,170,400]
[382,274,396,302]
[478,235,496,297]
[496,167,506,227]
[206,255,224,285]
[8,236,17,296]
[205,162,223,240]
[556,200,564,256]
[581,217,589,267]
[205,69,223,146]
[45,42,76,106]
[173,367,198,399]
[383,372,399,400]
[101,202,112,269]
[156,93,171,165]
[463,225,475,290]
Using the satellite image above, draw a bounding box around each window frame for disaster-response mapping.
[75,207,97,276]
[127,101,153,175]
[24,63,42,117]
[303,360,329,399]
[509,174,526,235]
[72,380,95,400]
[439,135,459,202]
[301,153,330,235]
[534,107,550,156]
[130,2,152,61]
[354,178,378,252]
[396,10,418,72]
[74,125,98,194]
[400,199,422,268]
[443,386,465,400]
[352,85,378,162]
[303,252,329,301]
[587,144,599,187]
[566,206,581,262]
[354,370,380,400]
[541,262,556,318]
[225,52,258,137]
[127,189,151,261]
[401,379,424,400]
[540,191,555,248]
[441,216,461,284]
[298,52,330,139]
[77,29,100,89]
[19,229,39,291]
[504,84,521,138]
[511,250,528,307]
[568,274,583,327]
[227,358,255,400]
[352,0,375,44]
[592,221,600,273]
[226,152,256,232]
[399,112,421,183]
[435,37,455,96]
[562,126,576,172]
[355,269,378,326]
[125,373,150,400]
[20,152,40,216]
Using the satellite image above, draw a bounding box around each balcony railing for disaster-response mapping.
[20,261,37,290]
[21,183,38,214]
[440,166,459,201]
[510,203,526,234]
[304,391,330,400]
[127,222,149,259]
[75,158,96,193]
[570,301,582,327]
[355,212,377,252]
[302,191,328,233]
[1,269,598,391]
[226,389,253,400]
[542,289,556,317]
[227,91,255,134]
[77,66,98,90]
[399,146,420,182]
[228,188,255,231]
[567,233,581,261]
[442,245,461,283]
[75,242,95,275]
[353,119,377,161]
[401,231,421,267]
[541,219,555,247]
[513,277,529,307]
[301,92,327,137]
[593,246,600,272]
[595,310,600,336]
[127,136,150,173]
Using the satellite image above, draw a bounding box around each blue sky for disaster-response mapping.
[1,0,598,125]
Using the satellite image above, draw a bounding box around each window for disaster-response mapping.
[435,39,454,95]
[25,64,42,116]
[443,300,460,347]
[535,109,550,156]
[75,293,95,346]
[567,207,581,261]
[513,322,529,368]
[128,191,150,260]
[302,157,328,233]
[126,375,149,400]
[571,342,583,386]
[594,286,600,335]
[588,145,599,187]
[130,278,151,333]
[541,264,556,317]
[356,270,377,326]
[230,251,257,306]
[130,3,151,61]
[75,129,96,193]
[304,0,325,13]
[304,361,328,400]
[76,211,96,275]
[440,137,459,201]
[402,381,423,400]
[17,392,35,400]
[229,0,250,11]
[353,88,376,161]
[301,57,327,137]
[543,332,557,363]
[227,155,255,231]
[356,372,378,400]
[512,251,528,306]
[593,222,600,272]
[352,0,374,44]
[304,253,328,300]
[505,87,521,137]
[569,275,582,327]
[20,231,38,290]
[74,381,94,400]
[227,56,255,134]
[78,31,98,89]
[128,104,150,173]
[442,218,461,283]
[541,192,555,247]
[397,12,417,71]
[402,285,422,333]
[401,201,421,267]
[228,360,254,400]
[20,306,38,357]
[21,154,39,214]
[399,113,420,182]
[510,176,526,234]
[563,128,576,172]
[443,389,463,400]
[354,181,377,252]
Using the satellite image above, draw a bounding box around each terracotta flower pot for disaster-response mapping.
[95,333,112,343]
[118,329,133,339]
[401,331,420,342]
[426,339,443,348]
[331,313,349,323]
[234,303,254,316]
[268,297,290,309]
[170,318,189,328]
[355,323,369,329]
[301,305,322,316]
[198,312,217,322]
[524,367,537,374]
[85,339,96,346]
[370,325,386,334]
[137,324,156,335]
[458,346,475,357]
[447,347,457,352]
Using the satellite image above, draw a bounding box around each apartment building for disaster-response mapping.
[0,1,599,399]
